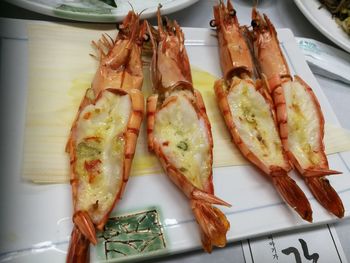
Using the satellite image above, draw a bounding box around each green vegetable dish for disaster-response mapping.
[319,0,350,35]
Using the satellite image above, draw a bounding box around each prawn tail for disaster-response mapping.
[66,226,91,263]
[191,197,230,253]
[272,176,313,222]
[306,176,344,218]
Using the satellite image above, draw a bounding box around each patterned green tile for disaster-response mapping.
[96,209,167,260]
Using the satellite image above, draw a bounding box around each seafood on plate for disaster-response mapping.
[66,11,147,262]
[146,9,231,253]
[211,0,313,221]
[251,8,344,218]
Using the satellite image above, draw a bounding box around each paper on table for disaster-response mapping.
[241,224,348,263]
[23,23,350,183]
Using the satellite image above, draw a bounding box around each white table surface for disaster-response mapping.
[0,1,349,262]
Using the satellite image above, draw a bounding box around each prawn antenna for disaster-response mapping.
[127,1,135,12]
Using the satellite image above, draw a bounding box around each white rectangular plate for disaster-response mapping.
[0,21,350,262]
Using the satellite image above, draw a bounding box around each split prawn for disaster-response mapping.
[146,9,231,253]
[66,11,147,262]
[211,0,313,221]
[251,8,344,218]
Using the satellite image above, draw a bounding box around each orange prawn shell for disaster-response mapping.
[149,16,193,96]
[251,9,291,86]
[213,0,254,82]
[92,13,146,93]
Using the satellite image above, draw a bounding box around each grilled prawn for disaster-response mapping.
[251,8,344,218]
[66,12,147,262]
[211,0,312,221]
[146,10,231,253]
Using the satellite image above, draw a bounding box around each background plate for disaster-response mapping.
[8,0,199,22]
[294,0,350,53]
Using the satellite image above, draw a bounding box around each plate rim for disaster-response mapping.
[293,0,350,53]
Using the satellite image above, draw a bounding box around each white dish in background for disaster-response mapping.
[1,21,350,262]
[294,0,350,53]
[8,0,199,22]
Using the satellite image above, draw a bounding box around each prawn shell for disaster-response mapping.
[213,0,254,81]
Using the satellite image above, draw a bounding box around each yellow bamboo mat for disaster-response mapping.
[23,23,350,183]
